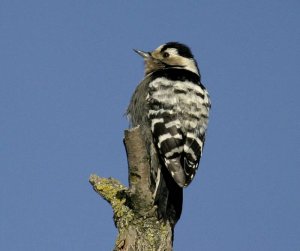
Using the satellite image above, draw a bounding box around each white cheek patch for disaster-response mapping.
[165,49,199,75]
[180,58,199,75]
[165,48,178,55]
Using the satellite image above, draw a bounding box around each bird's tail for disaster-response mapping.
[149,140,183,227]
[157,164,183,227]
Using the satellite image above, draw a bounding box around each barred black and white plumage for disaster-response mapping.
[127,42,210,225]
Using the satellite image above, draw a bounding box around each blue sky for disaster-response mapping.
[1,1,299,250]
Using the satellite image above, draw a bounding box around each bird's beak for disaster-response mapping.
[133,49,151,59]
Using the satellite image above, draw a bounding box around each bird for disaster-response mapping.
[127,42,211,226]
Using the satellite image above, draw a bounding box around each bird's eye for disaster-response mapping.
[163,52,170,58]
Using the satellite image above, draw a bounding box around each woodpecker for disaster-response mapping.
[127,42,211,225]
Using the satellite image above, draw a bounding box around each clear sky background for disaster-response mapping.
[1,1,299,250]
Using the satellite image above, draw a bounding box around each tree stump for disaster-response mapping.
[89,126,174,251]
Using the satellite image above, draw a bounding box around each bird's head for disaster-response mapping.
[134,42,199,76]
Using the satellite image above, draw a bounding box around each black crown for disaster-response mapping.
[160,42,194,59]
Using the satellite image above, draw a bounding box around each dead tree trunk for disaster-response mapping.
[89,126,174,251]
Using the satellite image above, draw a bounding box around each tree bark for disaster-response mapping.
[89,126,173,251]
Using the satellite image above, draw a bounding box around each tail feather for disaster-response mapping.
[154,159,183,227]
